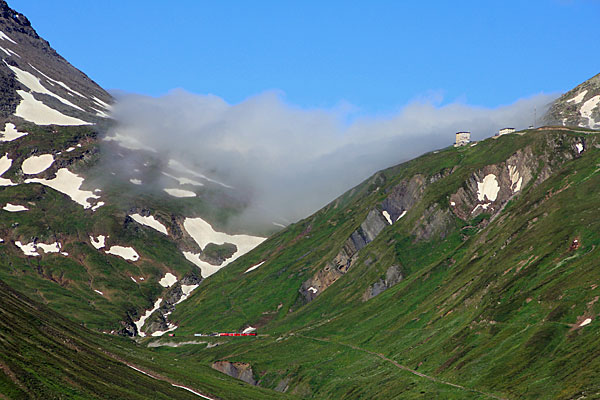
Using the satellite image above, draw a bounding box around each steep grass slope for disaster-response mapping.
[162,127,600,399]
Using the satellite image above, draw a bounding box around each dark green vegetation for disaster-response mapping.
[0,279,292,400]
[156,127,600,399]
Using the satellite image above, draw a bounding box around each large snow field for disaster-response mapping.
[130,213,168,235]
[21,153,54,174]
[0,123,28,142]
[15,90,91,126]
[183,217,265,277]
[566,90,587,104]
[28,63,87,98]
[25,168,102,209]
[580,95,600,127]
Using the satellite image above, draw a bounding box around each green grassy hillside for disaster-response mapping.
[159,127,600,399]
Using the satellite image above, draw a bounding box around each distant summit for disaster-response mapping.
[0,0,111,123]
[544,72,600,129]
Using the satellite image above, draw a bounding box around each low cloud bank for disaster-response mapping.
[108,89,557,226]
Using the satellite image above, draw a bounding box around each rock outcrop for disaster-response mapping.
[211,361,257,385]
[543,72,600,129]
[300,175,426,302]
[363,265,403,301]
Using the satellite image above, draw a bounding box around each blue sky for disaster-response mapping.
[10,0,600,113]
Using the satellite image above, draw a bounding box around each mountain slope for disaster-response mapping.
[162,126,600,399]
[544,73,600,129]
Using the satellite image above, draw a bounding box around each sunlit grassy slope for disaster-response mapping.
[163,127,600,399]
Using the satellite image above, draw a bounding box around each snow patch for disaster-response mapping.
[0,123,28,142]
[507,165,522,193]
[382,210,393,225]
[104,132,155,152]
[580,318,592,327]
[576,143,584,154]
[151,323,178,337]
[0,153,16,186]
[244,261,265,273]
[131,276,137,283]
[477,174,500,202]
[90,235,106,249]
[396,210,407,222]
[134,298,163,337]
[183,217,266,277]
[28,64,87,98]
[92,96,112,110]
[580,95,600,128]
[94,289,104,296]
[105,245,139,261]
[14,241,39,256]
[0,30,16,44]
[36,242,60,254]
[130,178,142,185]
[159,272,177,288]
[566,90,587,104]
[162,172,204,187]
[6,63,84,111]
[164,188,196,198]
[168,159,232,189]
[3,203,28,212]
[308,287,318,294]
[450,201,456,206]
[242,326,256,334]
[130,213,168,235]
[175,284,199,304]
[15,90,91,126]
[25,168,102,209]
[22,154,54,174]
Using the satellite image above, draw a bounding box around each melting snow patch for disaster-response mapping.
[576,143,584,154]
[130,178,142,185]
[151,323,178,337]
[382,210,393,225]
[164,188,196,198]
[90,235,106,249]
[159,272,177,288]
[508,165,523,193]
[134,298,163,337]
[14,90,91,126]
[0,154,16,186]
[308,287,318,294]
[29,64,88,99]
[131,276,137,283]
[36,242,60,253]
[0,122,28,142]
[183,217,266,277]
[65,147,75,152]
[14,241,39,256]
[105,245,139,261]
[168,159,232,189]
[242,326,256,334]
[22,154,54,175]
[0,30,16,44]
[566,90,587,104]
[580,318,592,327]
[162,172,204,186]
[6,63,84,111]
[25,168,102,209]
[3,203,28,212]
[175,284,199,304]
[244,261,265,274]
[396,210,407,222]
[130,213,168,235]
[92,96,112,110]
[94,289,104,296]
[580,95,600,128]
[450,201,456,206]
[477,174,500,202]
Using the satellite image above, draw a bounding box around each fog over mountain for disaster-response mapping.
[108,89,557,226]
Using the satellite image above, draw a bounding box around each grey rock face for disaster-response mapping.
[211,361,257,385]
[364,265,403,300]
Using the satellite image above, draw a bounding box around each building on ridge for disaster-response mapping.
[454,131,471,147]
[497,127,515,136]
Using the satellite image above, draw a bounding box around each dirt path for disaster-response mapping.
[297,334,507,400]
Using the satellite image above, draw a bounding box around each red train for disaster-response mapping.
[218,332,257,337]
